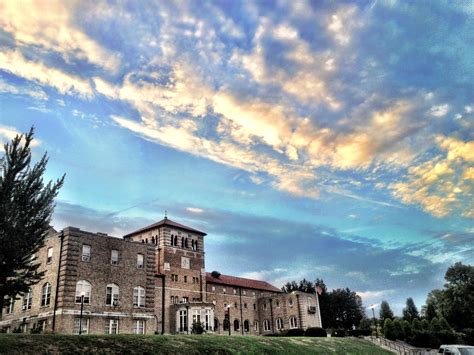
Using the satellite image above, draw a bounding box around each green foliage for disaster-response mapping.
[281,279,315,294]
[412,318,423,332]
[430,318,442,333]
[383,319,394,340]
[0,127,64,315]
[438,317,452,332]
[424,301,437,321]
[285,328,305,336]
[191,321,204,334]
[379,301,394,325]
[421,319,430,330]
[332,329,346,337]
[402,320,412,339]
[402,298,419,322]
[304,327,327,337]
[392,319,405,340]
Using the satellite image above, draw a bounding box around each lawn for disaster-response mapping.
[0,334,392,354]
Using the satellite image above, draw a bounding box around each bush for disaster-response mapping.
[286,328,305,336]
[305,327,327,337]
[349,329,371,337]
[384,319,395,340]
[191,321,204,334]
[409,330,440,349]
[402,320,412,339]
[460,328,474,345]
[332,329,346,337]
[392,319,405,340]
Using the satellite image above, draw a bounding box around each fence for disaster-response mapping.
[366,336,436,355]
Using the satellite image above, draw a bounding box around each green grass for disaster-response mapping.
[0,334,392,354]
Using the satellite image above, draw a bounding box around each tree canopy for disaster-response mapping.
[379,300,394,325]
[402,297,419,322]
[0,128,64,316]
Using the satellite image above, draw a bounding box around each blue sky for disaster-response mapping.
[0,0,473,315]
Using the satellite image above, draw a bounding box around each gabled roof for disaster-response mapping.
[206,272,283,293]
[123,218,207,238]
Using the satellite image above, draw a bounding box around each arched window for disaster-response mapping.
[133,286,145,307]
[181,237,184,248]
[289,298,293,307]
[223,319,229,331]
[263,319,270,332]
[234,319,239,331]
[41,283,51,307]
[174,235,178,246]
[290,316,298,329]
[276,318,283,331]
[75,280,91,304]
[185,238,189,248]
[106,283,119,306]
[191,240,195,250]
[151,236,155,244]
[254,320,259,332]
[244,320,250,332]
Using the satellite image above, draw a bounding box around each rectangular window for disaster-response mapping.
[23,289,32,310]
[244,303,247,309]
[234,302,238,308]
[105,319,118,334]
[223,288,226,294]
[133,287,145,308]
[47,247,53,264]
[242,290,246,295]
[184,276,187,283]
[137,254,144,269]
[179,310,188,332]
[5,297,14,314]
[132,320,145,334]
[253,304,256,310]
[171,274,178,282]
[111,250,118,265]
[233,289,237,295]
[163,262,170,271]
[182,297,188,303]
[82,245,91,262]
[73,318,89,335]
[211,286,215,291]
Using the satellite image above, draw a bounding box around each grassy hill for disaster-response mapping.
[0,334,392,354]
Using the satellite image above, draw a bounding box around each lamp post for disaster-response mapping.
[79,292,85,335]
[226,305,231,336]
[368,304,378,338]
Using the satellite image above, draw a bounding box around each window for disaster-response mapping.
[47,247,53,264]
[263,319,270,332]
[133,286,145,307]
[75,280,91,304]
[37,319,47,332]
[182,297,188,303]
[244,303,247,309]
[171,274,178,282]
[253,303,256,310]
[211,286,216,291]
[106,284,119,306]
[184,276,187,283]
[111,250,118,265]
[23,288,32,310]
[223,318,229,331]
[254,320,259,332]
[133,320,145,334]
[234,319,239,331]
[170,296,176,304]
[223,288,226,294]
[194,240,198,251]
[234,302,238,308]
[244,320,249,332]
[242,290,246,295]
[73,318,89,335]
[105,319,118,334]
[181,237,184,248]
[179,309,188,332]
[263,302,267,310]
[276,300,280,308]
[290,316,298,329]
[289,298,293,307]
[82,245,91,262]
[5,297,14,314]
[164,262,170,271]
[137,254,144,269]
[41,283,51,307]
[276,318,283,330]
[233,289,237,295]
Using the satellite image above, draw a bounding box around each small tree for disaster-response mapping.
[379,301,394,326]
[402,298,419,322]
[191,321,204,334]
[402,320,412,339]
[0,128,64,318]
[392,319,405,340]
[383,319,395,340]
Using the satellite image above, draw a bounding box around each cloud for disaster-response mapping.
[186,207,204,214]
[429,104,450,117]
[0,50,93,98]
[357,289,395,301]
[0,0,120,72]
[0,78,48,100]
[0,124,41,147]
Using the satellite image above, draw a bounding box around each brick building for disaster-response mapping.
[1,217,322,335]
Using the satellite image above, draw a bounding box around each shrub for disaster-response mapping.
[402,320,412,339]
[191,321,204,334]
[305,327,327,337]
[286,328,305,336]
[332,329,346,337]
[460,328,474,345]
[392,319,405,340]
[409,330,440,349]
[384,319,396,340]
[349,329,371,337]
[412,318,422,332]
[430,318,442,333]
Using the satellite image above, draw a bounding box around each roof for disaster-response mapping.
[206,272,283,293]
[123,218,207,238]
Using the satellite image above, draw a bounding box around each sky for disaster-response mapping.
[0,0,473,316]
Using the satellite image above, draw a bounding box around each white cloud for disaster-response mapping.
[0,125,41,147]
[429,104,450,117]
[186,207,204,214]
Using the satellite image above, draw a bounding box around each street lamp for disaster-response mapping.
[226,305,231,336]
[368,304,378,338]
[79,292,85,335]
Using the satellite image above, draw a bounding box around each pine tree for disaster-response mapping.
[379,300,394,326]
[0,127,64,318]
[424,301,437,321]
[402,297,420,322]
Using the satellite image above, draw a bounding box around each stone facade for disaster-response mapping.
[1,218,322,335]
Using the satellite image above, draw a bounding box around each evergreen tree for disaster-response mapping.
[383,319,395,340]
[402,320,412,339]
[379,300,394,325]
[438,317,452,332]
[424,301,437,321]
[430,318,442,332]
[0,128,64,318]
[412,318,423,332]
[421,319,430,330]
[402,298,420,322]
[392,319,405,340]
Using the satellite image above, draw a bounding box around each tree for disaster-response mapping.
[379,300,394,326]
[325,288,365,329]
[383,319,395,340]
[0,128,64,318]
[423,301,437,321]
[402,298,419,322]
[281,278,315,294]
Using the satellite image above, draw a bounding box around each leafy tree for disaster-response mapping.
[412,318,423,332]
[430,318,442,332]
[281,278,315,293]
[392,319,405,340]
[325,288,365,329]
[402,320,412,339]
[438,317,452,332]
[423,301,437,321]
[379,300,394,325]
[383,319,395,340]
[402,298,419,322]
[421,319,430,330]
[0,128,64,318]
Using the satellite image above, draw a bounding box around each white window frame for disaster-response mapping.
[105,319,118,334]
[106,284,119,306]
[41,283,51,307]
[73,318,89,335]
[23,288,32,310]
[5,296,14,314]
[290,316,298,329]
[263,319,270,332]
[133,286,145,308]
[82,245,91,262]
[75,280,91,304]
[137,254,144,269]
[133,320,145,334]
[254,320,259,332]
[276,318,283,330]
[111,250,119,265]
[47,247,53,264]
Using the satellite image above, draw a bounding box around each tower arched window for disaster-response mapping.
[263,319,270,332]
[75,280,91,304]
[194,240,198,251]
[174,235,178,246]
[185,238,189,248]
